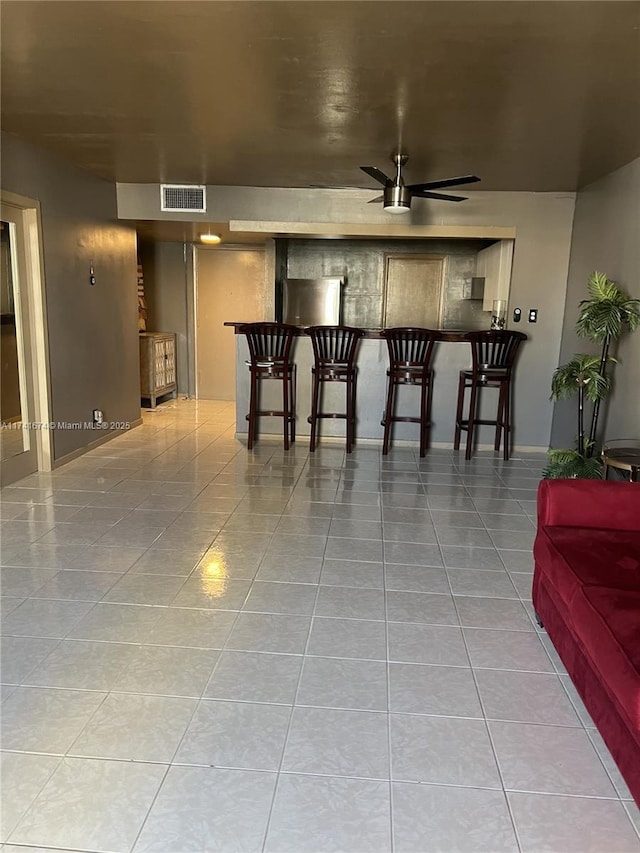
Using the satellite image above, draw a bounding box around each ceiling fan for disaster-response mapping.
[360,153,480,214]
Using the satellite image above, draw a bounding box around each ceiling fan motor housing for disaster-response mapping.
[384,184,412,213]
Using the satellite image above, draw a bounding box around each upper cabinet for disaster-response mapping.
[476,240,515,311]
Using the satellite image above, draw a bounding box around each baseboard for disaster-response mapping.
[52,418,144,469]
[234,432,548,455]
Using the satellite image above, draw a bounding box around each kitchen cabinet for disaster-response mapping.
[139,332,177,407]
[476,240,514,311]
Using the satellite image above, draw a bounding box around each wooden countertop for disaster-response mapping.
[224,322,474,343]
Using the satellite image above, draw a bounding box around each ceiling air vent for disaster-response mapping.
[160,184,206,212]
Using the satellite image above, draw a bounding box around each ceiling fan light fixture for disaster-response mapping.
[383,185,411,214]
[361,156,479,211]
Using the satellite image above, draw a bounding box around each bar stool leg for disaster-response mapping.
[247,368,257,450]
[494,382,505,452]
[346,371,355,454]
[454,373,466,451]
[290,365,296,445]
[382,373,395,455]
[419,373,429,458]
[502,380,511,461]
[465,380,479,461]
[282,367,290,451]
[309,368,320,452]
[426,371,435,455]
[352,370,359,453]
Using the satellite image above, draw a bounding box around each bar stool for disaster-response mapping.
[305,325,365,453]
[380,328,439,457]
[238,322,298,451]
[454,330,527,461]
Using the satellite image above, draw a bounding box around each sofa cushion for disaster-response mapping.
[537,480,640,531]
[534,527,640,609]
[571,585,640,733]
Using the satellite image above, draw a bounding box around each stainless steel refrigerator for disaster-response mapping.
[282,277,343,326]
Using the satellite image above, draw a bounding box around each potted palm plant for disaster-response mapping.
[544,271,640,479]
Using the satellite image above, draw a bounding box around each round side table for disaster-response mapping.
[602,443,640,482]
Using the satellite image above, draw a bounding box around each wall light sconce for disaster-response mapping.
[200,232,222,245]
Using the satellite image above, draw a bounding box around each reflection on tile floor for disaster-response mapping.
[1,399,638,852]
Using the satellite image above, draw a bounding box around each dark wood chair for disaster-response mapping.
[305,325,365,453]
[380,328,439,457]
[454,329,527,460]
[238,322,298,450]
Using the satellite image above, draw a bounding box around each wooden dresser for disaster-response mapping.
[139,332,177,407]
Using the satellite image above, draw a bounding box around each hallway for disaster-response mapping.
[1,400,638,852]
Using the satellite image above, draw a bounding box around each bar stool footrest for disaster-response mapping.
[457,418,506,430]
[309,413,348,422]
[248,410,294,419]
[382,416,429,426]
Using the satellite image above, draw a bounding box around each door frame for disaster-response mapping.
[382,253,447,329]
[1,190,53,481]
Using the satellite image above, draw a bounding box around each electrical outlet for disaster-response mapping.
[89,264,96,286]
[528,309,538,323]
[92,409,104,425]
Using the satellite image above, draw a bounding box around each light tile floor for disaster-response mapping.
[1,399,639,853]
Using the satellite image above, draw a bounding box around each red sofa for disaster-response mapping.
[533,479,640,805]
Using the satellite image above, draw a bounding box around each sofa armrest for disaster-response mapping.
[537,480,640,531]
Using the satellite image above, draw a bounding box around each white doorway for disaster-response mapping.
[1,192,52,485]
[195,246,266,400]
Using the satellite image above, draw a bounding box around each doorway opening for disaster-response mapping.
[1,192,52,485]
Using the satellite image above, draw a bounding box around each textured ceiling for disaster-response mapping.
[2,1,639,192]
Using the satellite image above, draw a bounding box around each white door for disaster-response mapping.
[1,203,39,484]
[196,247,266,400]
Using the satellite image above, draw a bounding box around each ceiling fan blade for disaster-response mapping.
[367,195,384,204]
[308,184,386,190]
[411,191,468,202]
[360,166,390,186]
[407,175,481,193]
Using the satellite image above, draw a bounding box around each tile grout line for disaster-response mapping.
[257,448,334,853]
[381,453,396,853]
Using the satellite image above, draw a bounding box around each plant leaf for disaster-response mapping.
[577,272,640,341]
[543,448,603,479]
[550,354,613,401]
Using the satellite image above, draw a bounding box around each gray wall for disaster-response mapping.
[286,238,490,331]
[119,184,576,447]
[551,158,640,447]
[2,133,140,461]
[138,240,189,394]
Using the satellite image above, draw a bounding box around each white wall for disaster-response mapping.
[551,158,640,447]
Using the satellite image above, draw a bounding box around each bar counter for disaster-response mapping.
[225,323,496,446]
[224,322,471,343]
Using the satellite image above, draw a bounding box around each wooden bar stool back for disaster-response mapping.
[381,328,439,457]
[305,325,365,453]
[454,329,527,460]
[239,322,298,450]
